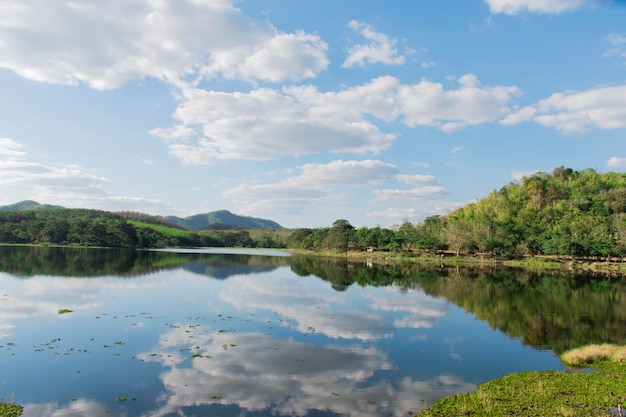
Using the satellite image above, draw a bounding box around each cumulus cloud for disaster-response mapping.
[485,0,597,14]
[343,20,407,68]
[0,0,328,89]
[222,160,398,215]
[157,74,519,164]
[501,84,626,133]
[607,157,626,168]
[397,74,522,132]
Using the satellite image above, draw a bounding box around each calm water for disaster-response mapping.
[1,246,625,417]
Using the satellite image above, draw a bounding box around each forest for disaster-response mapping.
[285,167,626,259]
[0,167,624,259]
[0,208,285,248]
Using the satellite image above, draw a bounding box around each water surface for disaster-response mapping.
[1,246,624,416]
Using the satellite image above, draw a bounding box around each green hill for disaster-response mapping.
[166,210,283,230]
[0,200,63,211]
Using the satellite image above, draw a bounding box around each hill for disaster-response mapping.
[0,202,283,231]
[430,166,626,258]
[166,210,283,230]
[0,200,63,211]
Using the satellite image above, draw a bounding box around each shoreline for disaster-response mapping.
[287,248,626,276]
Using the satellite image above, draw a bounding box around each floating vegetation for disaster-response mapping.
[57,309,73,314]
[0,402,23,417]
[116,397,127,402]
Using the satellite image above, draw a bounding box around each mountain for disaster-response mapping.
[166,210,283,230]
[0,200,64,211]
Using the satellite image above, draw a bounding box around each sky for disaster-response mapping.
[0,0,625,228]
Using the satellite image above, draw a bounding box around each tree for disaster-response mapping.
[324,219,355,252]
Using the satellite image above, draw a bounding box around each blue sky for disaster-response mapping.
[1,0,625,228]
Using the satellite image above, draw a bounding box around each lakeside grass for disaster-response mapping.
[417,344,626,417]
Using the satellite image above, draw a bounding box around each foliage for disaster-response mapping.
[0,402,23,417]
[0,208,285,249]
[437,167,626,258]
[286,167,626,259]
[418,345,626,417]
[0,208,138,247]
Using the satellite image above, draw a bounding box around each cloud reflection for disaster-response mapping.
[219,274,449,339]
[137,325,475,417]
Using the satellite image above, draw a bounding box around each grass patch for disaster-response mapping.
[0,402,23,417]
[561,344,626,366]
[418,344,626,417]
[127,221,192,239]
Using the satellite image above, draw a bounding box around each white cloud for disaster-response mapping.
[160,78,400,163]
[450,145,464,153]
[607,157,626,168]
[0,137,27,157]
[367,200,464,224]
[0,0,328,89]
[485,0,596,14]
[511,170,540,180]
[397,74,522,132]
[222,160,398,215]
[605,33,626,65]
[0,138,172,212]
[226,31,329,82]
[396,174,438,186]
[343,20,407,68]
[159,74,519,164]
[501,84,626,133]
[372,186,450,202]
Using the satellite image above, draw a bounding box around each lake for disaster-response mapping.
[1,246,625,416]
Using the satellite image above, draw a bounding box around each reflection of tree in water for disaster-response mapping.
[0,246,139,277]
[0,246,289,278]
[2,246,624,353]
[288,258,626,353]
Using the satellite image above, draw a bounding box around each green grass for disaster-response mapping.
[0,402,23,417]
[417,344,626,417]
[128,221,193,239]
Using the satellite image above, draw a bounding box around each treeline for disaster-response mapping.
[286,167,626,259]
[0,208,285,248]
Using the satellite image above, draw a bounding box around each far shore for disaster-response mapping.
[287,248,626,275]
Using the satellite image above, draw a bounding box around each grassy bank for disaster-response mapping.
[417,344,626,416]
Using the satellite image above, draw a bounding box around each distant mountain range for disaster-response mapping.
[0,201,283,230]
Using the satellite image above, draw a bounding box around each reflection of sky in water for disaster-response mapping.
[0,260,563,417]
